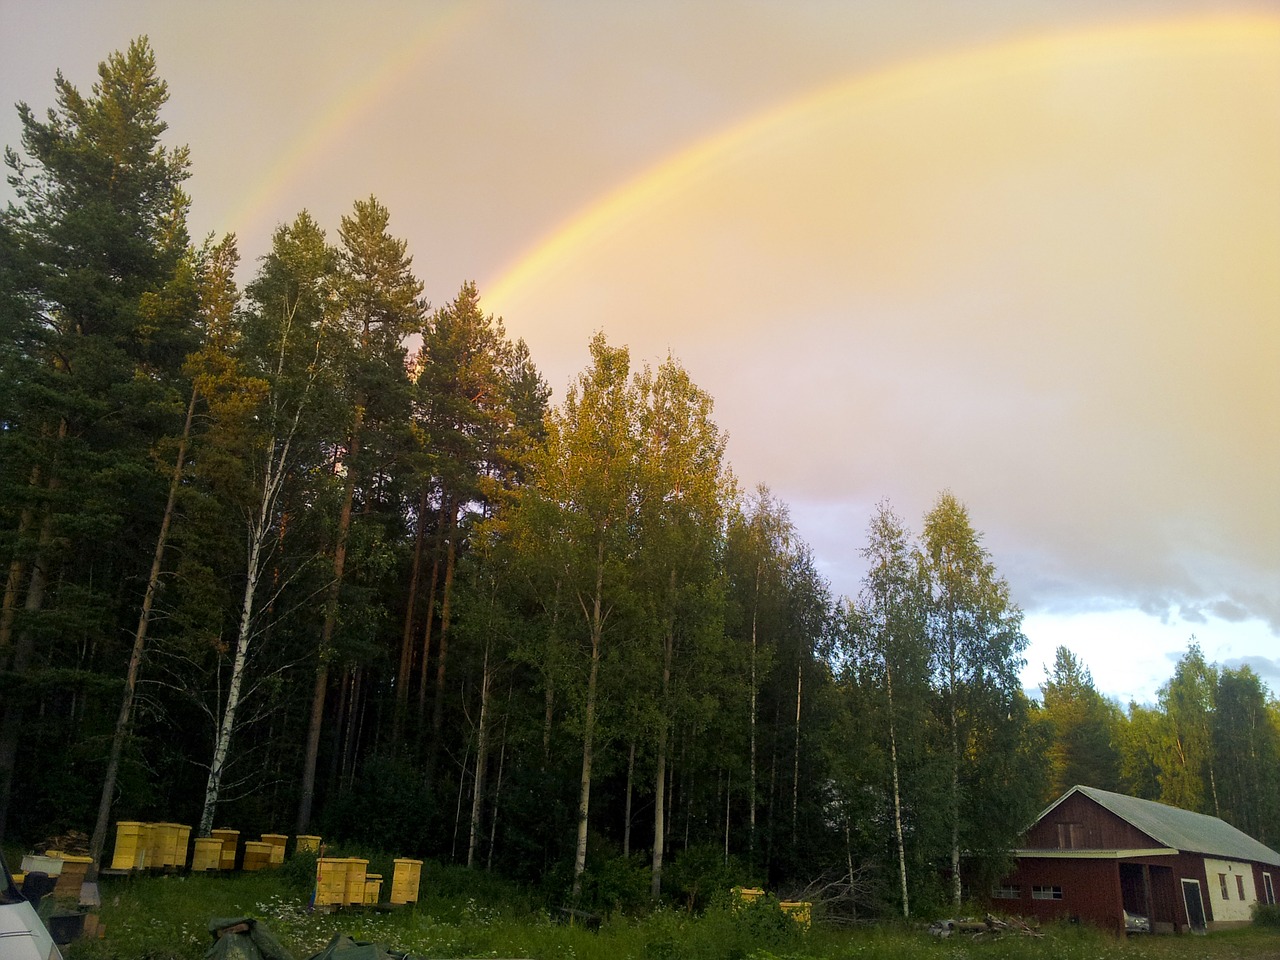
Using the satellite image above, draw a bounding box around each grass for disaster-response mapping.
[62,866,1280,960]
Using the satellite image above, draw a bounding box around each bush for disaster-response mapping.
[576,852,652,915]
[662,844,752,912]
[1253,902,1280,928]
[277,847,318,897]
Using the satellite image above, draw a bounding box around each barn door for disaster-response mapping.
[1181,879,1206,933]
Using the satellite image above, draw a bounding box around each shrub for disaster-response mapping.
[1253,902,1280,928]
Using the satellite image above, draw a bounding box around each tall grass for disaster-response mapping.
[64,863,1280,960]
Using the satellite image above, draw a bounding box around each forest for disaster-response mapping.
[1,38,1278,918]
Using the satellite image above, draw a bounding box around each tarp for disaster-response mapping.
[206,917,295,960]
[305,933,413,960]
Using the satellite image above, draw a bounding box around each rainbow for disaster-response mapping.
[483,12,1280,312]
[220,0,487,242]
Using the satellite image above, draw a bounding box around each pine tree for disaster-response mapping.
[0,37,195,842]
[1039,646,1121,799]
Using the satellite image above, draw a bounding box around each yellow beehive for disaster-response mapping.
[734,886,765,905]
[780,901,811,929]
[261,834,287,866]
[363,874,382,905]
[210,829,239,870]
[153,823,181,868]
[294,835,322,855]
[52,855,93,899]
[242,841,273,872]
[344,859,369,906]
[140,823,158,868]
[174,825,192,868]
[110,822,146,870]
[390,858,422,905]
[191,837,222,871]
[315,858,347,907]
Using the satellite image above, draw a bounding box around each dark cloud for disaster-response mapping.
[1221,656,1280,690]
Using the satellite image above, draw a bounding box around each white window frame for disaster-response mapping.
[1032,885,1063,901]
[1264,872,1275,905]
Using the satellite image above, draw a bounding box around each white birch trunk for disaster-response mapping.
[886,661,910,918]
[571,537,605,901]
[466,643,492,867]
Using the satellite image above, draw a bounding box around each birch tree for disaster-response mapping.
[1157,642,1219,816]
[848,502,928,917]
[515,334,638,900]
[921,491,1027,906]
[633,355,728,897]
[724,487,790,865]
[199,212,339,835]
[88,234,240,872]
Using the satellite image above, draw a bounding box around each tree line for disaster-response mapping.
[2,39,1277,916]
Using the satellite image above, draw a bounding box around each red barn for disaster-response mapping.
[990,785,1280,935]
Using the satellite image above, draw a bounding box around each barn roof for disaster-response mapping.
[1041,785,1280,867]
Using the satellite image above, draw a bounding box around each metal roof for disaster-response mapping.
[1040,785,1280,867]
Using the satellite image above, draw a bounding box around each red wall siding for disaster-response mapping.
[1024,794,1158,850]
[991,858,1124,934]
[989,852,1225,935]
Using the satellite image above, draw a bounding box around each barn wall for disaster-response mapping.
[1255,866,1277,906]
[1204,857,1257,924]
[1025,794,1157,850]
[989,857,1124,935]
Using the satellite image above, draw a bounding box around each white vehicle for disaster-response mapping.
[0,852,62,960]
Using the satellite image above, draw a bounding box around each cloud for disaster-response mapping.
[1221,656,1280,690]
[490,20,1280,636]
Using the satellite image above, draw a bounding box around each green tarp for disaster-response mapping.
[203,919,414,960]
[304,933,412,960]
[205,917,294,960]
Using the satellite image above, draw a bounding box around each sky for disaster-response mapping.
[2,1,1277,706]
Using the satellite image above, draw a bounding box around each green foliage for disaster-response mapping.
[1039,646,1122,799]
[277,846,319,897]
[661,844,751,912]
[1252,902,1280,928]
[64,868,1280,960]
[9,38,1279,932]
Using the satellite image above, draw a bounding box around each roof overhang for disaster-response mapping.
[1015,848,1178,859]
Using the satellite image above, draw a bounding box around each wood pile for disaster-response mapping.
[928,914,1042,938]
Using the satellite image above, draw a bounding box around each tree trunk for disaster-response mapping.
[651,581,675,899]
[297,413,362,833]
[886,661,910,918]
[200,443,279,836]
[487,731,506,871]
[949,626,962,907]
[792,657,803,848]
[426,512,457,782]
[0,457,60,844]
[749,561,760,860]
[466,643,492,868]
[416,501,447,721]
[623,743,635,857]
[724,769,731,864]
[430,517,458,738]
[571,537,605,901]
[393,486,430,741]
[89,386,197,875]
[0,466,39,656]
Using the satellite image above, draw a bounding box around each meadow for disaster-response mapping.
[61,861,1280,960]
